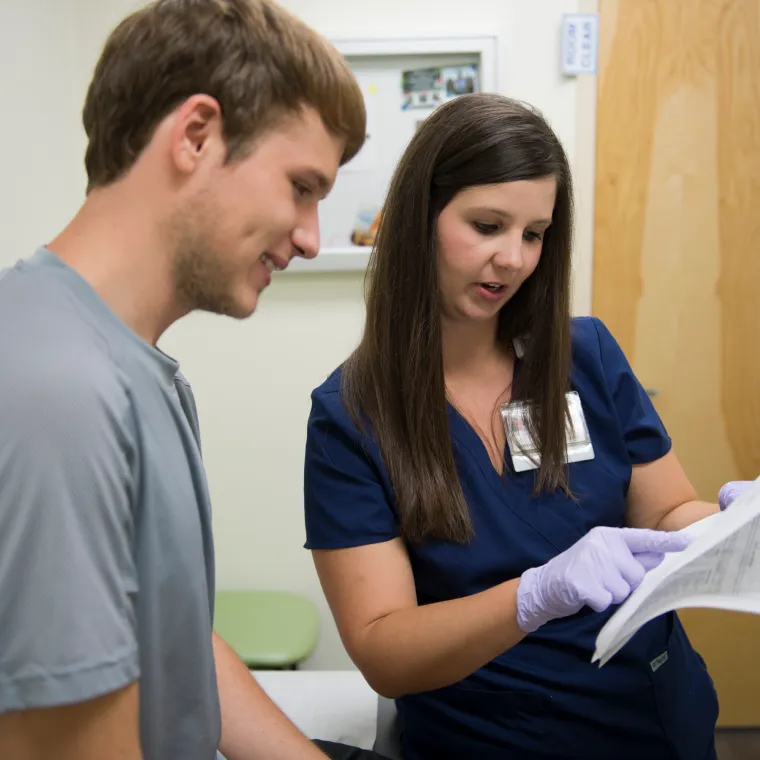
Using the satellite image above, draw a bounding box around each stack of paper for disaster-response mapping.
[593,477,760,666]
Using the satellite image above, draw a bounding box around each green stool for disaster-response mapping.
[214,590,319,670]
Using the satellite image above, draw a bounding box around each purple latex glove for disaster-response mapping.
[718,480,752,511]
[516,526,691,633]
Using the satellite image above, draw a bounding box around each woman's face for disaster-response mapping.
[436,177,557,326]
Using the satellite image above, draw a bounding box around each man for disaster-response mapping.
[0,1,387,759]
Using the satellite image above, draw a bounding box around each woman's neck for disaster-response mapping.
[442,315,506,379]
[442,316,514,475]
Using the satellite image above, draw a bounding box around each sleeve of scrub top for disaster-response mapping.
[591,317,672,464]
[0,366,139,713]
[304,389,400,550]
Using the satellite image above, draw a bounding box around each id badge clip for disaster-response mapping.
[500,391,595,472]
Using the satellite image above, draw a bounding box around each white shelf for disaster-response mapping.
[280,246,372,274]
[331,37,497,86]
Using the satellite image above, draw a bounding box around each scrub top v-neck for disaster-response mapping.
[304,317,718,760]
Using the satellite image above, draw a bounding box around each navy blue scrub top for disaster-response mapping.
[304,317,718,760]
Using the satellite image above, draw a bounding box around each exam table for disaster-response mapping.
[253,669,402,758]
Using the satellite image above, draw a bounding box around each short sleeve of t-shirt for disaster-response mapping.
[304,377,399,550]
[589,317,672,464]
[0,362,140,712]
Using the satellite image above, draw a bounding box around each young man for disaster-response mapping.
[0,2,386,759]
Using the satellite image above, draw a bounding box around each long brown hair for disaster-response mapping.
[342,94,574,544]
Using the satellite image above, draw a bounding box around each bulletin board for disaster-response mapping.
[285,36,498,274]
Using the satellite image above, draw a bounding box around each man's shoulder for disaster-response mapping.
[0,267,130,426]
[2,255,110,352]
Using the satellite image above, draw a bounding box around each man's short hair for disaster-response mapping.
[82,0,366,191]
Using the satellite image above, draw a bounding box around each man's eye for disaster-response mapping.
[293,182,312,198]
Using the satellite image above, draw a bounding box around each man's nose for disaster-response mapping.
[292,206,320,260]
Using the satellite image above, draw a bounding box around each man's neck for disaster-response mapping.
[47,185,184,346]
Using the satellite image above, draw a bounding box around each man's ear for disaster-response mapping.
[170,94,223,176]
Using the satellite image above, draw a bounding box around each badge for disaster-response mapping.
[501,391,595,472]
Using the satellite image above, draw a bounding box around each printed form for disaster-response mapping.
[593,478,760,666]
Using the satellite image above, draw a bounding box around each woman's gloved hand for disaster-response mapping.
[718,480,753,510]
[516,526,691,633]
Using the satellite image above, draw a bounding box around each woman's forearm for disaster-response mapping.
[355,579,525,698]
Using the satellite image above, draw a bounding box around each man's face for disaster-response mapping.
[171,107,344,318]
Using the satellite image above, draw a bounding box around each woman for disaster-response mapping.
[303,94,745,759]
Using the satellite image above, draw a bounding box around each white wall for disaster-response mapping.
[2,0,596,670]
[0,0,86,259]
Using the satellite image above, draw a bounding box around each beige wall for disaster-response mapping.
[0,0,86,257]
[1,0,597,669]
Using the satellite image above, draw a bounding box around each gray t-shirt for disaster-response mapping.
[0,248,221,759]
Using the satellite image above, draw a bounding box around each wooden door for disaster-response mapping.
[592,0,760,726]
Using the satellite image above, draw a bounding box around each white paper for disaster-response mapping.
[593,477,760,666]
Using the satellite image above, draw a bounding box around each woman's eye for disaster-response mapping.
[473,221,499,235]
[524,230,544,242]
